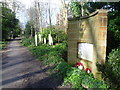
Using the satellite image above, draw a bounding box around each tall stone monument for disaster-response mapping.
[67,9,108,79]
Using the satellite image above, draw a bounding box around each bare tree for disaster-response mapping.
[48,0,52,27]
[61,0,66,8]
[3,0,24,13]
[27,0,44,45]
[37,2,42,32]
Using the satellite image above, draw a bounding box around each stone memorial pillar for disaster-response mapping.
[67,9,108,79]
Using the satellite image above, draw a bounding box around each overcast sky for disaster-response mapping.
[15,0,63,28]
[0,0,71,28]
[19,0,63,9]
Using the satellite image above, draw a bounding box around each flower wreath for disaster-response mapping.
[85,68,92,73]
[74,62,84,70]
[74,62,92,73]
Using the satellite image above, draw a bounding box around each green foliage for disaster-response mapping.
[25,21,35,37]
[82,75,108,89]
[54,62,71,80]
[21,38,35,46]
[29,43,67,65]
[64,67,108,89]
[41,28,51,39]
[64,68,85,89]
[0,41,7,50]
[21,39,108,89]
[108,48,120,77]
[70,0,81,17]
[54,30,67,43]
[97,48,120,89]
[13,27,21,37]
[107,11,120,55]
[2,4,20,40]
[108,11,120,41]
[41,27,67,44]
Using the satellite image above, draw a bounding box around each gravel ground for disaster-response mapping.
[1,39,66,89]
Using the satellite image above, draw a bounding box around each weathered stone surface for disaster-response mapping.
[67,9,108,79]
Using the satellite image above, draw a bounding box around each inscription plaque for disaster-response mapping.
[78,43,93,62]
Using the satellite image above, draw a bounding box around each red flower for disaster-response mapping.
[74,62,84,70]
[86,68,92,73]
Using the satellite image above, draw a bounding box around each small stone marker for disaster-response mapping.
[38,34,42,42]
[44,38,46,44]
[48,34,53,45]
[35,34,38,46]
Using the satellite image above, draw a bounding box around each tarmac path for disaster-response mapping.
[1,39,62,89]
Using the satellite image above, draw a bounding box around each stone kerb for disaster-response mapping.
[67,9,108,79]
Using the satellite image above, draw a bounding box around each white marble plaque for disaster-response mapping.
[78,43,93,62]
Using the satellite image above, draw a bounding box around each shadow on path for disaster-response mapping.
[2,38,64,89]
[2,66,55,86]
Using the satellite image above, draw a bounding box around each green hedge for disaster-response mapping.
[108,48,120,77]
[97,48,120,89]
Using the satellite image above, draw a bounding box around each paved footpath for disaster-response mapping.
[1,39,62,89]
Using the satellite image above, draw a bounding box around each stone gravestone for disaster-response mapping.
[44,38,46,44]
[38,34,42,43]
[48,34,53,45]
[35,34,38,46]
[67,9,108,79]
